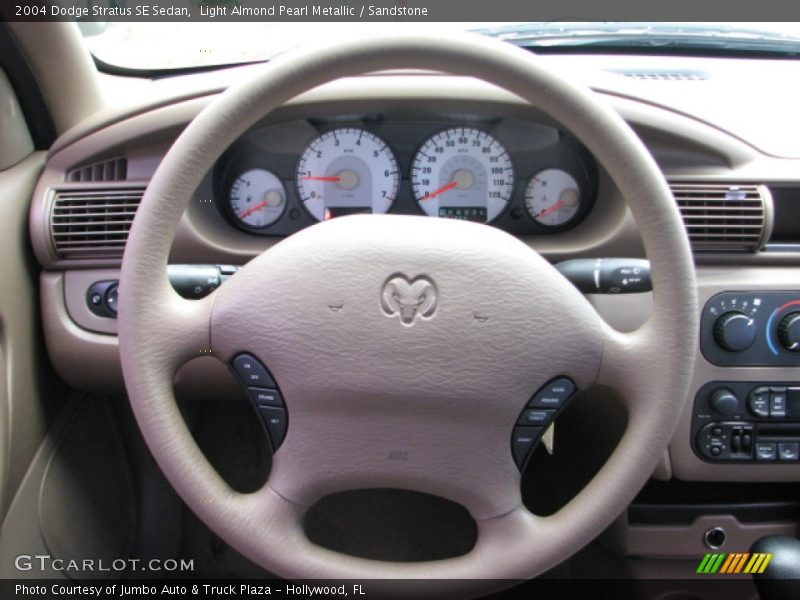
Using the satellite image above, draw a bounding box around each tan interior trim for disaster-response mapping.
[6,23,102,135]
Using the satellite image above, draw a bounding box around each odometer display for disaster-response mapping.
[411,128,514,223]
[438,206,488,222]
[296,128,399,222]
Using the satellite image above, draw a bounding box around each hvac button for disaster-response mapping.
[248,387,283,407]
[528,377,575,409]
[259,407,288,450]
[511,427,542,469]
[232,354,277,388]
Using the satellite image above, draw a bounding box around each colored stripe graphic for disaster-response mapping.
[697,553,726,573]
[719,553,736,573]
[758,554,773,574]
[733,553,749,573]
[744,554,761,574]
[697,553,773,574]
[696,554,713,573]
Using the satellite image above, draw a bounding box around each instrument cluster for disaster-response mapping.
[213,115,598,237]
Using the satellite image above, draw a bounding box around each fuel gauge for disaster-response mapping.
[228,168,286,230]
[525,169,582,228]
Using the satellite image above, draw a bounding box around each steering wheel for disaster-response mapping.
[118,33,697,585]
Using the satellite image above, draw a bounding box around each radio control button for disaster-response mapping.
[770,389,787,418]
[709,388,738,416]
[778,443,799,461]
[756,443,777,461]
[748,387,770,418]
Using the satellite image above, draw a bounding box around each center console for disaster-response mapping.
[692,291,800,465]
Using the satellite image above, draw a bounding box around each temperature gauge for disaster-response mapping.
[525,169,582,228]
[228,169,286,230]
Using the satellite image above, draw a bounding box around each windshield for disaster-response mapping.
[82,22,800,72]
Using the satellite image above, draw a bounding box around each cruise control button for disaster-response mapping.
[528,377,575,409]
[748,388,770,418]
[755,443,776,461]
[248,387,283,407]
[518,409,555,426]
[511,427,542,469]
[233,354,276,388]
[778,443,799,461]
[259,407,288,450]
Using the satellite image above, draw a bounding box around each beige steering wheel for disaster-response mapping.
[118,33,697,587]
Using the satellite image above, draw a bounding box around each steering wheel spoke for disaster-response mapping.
[120,286,215,375]
[594,323,655,414]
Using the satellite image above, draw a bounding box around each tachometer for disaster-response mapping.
[228,169,286,229]
[296,128,399,221]
[411,127,514,223]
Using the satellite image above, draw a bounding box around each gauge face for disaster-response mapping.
[228,169,287,229]
[525,169,582,228]
[411,127,514,223]
[296,128,399,221]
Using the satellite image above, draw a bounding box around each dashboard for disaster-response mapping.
[213,116,597,236]
[26,59,800,499]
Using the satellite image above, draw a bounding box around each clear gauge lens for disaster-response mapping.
[229,169,287,229]
[296,128,399,222]
[411,127,514,223]
[525,169,582,228]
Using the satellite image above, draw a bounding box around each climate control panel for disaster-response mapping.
[693,381,800,463]
[701,291,800,366]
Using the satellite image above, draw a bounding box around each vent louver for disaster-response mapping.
[49,186,145,259]
[67,157,127,182]
[669,182,771,252]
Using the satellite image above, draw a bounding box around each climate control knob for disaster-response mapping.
[778,312,800,352]
[713,311,757,352]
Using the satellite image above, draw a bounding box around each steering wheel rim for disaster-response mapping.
[118,33,697,584]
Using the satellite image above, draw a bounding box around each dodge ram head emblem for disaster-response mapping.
[380,275,438,325]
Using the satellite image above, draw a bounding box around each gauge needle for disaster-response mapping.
[302,176,341,182]
[538,199,565,218]
[238,200,269,219]
[421,180,458,201]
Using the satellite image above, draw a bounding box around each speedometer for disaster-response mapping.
[296,128,399,222]
[411,127,514,223]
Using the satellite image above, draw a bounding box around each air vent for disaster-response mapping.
[67,157,127,182]
[670,183,771,252]
[49,186,145,259]
[612,69,708,81]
